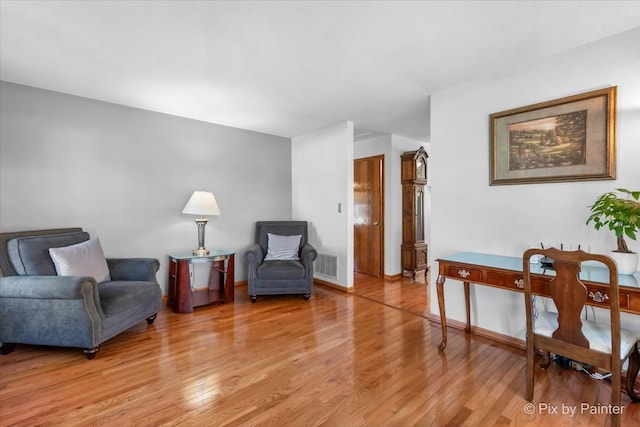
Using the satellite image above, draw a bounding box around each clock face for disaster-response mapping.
[416,158,425,179]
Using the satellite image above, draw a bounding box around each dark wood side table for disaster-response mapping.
[167,250,235,313]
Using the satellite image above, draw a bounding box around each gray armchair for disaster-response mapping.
[245,221,317,302]
[0,228,162,359]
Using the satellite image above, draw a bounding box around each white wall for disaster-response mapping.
[292,121,354,289]
[430,28,640,338]
[0,81,293,293]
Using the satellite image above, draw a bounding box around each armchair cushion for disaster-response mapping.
[98,280,161,318]
[257,260,306,280]
[49,238,111,283]
[7,231,89,276]
[264,233,301,260]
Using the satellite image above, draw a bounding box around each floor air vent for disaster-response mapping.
[315,253,338,279]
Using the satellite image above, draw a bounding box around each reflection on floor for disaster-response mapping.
[353,271,430,319]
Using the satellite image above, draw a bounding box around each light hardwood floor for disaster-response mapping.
[1,275,638,426]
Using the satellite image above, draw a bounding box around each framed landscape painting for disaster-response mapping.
[489,87,616,185]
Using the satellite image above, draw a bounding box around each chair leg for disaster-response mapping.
[540,351,551,369]
[626,342,640,403]
[526,343,535,401]
[526,363,534,401]
[83,346,100,360]
[611,368,622,427]
[303,293,310,301]
[0,342,16,355]
[146,313,157,325]
[250,295,257,303]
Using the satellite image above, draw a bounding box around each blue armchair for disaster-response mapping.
[0,228,162,359]
[245,221,317,302]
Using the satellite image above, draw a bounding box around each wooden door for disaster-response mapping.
[354,155,384,277]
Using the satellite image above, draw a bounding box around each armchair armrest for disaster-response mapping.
[244,244,264,268]
[0,275,104,349]
[0,275,98,300]
[107,258,160,282]
[301,243,317,268]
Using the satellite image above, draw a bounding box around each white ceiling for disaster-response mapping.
[2,1,640,142]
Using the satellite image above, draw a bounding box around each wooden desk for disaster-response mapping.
[167,250,235,313]
[435,252,640,398]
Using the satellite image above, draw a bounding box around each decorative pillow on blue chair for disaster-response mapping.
[49,238,111,283]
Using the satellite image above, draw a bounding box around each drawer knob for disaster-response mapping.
[589,291,609,303]
[458,269,471,278]
[514,279,524,289]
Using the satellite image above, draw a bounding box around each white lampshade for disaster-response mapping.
[182,191,221,216]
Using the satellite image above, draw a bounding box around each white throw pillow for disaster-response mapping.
[49,238,111,283]
[264,233,301,260]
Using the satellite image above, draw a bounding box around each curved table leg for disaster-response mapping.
[436,274,447,351]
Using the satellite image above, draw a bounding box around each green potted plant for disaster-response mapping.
[586,188,640,274]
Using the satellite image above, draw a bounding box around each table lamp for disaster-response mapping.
[182,190,220,256]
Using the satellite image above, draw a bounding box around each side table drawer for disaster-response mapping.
[447,265,482,282]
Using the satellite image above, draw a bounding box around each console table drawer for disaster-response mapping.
[447,265,482,281]
[486,271,549,293]
[586,287,631,309]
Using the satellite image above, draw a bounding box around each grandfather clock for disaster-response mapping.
[401,147,428,278]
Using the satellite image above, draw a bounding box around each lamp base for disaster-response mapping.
[193,218,210,256]
[193,247,210,256]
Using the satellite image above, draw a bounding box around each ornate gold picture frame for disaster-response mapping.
[490,87,616,185]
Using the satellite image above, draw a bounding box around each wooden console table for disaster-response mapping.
[436,252,640,398]
[436,252,640,349]
[167,250,235,313]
